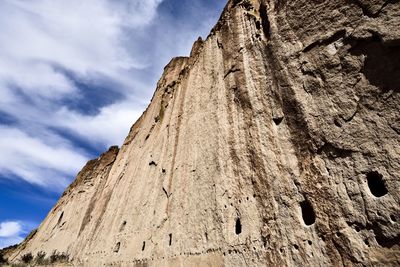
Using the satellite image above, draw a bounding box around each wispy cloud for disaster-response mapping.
[0,0,167,189]
[0,127,87,189]
[0,0,224,193]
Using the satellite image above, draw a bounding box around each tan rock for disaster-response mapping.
[4,0,400,266]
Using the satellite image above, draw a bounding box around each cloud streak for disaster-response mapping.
[0,0,225,190]
[0,0,168,189]
[0,127,87,189]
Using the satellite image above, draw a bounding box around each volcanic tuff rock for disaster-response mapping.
[4,0,400,266]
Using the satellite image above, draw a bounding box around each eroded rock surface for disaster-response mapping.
[5,0,400,266]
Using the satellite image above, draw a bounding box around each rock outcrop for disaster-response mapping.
[5,0,400,266]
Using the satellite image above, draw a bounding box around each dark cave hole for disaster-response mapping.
[349,37,400,93]
[169,233,172,246]
[334,118,342,127]
[367,171,388,197]
[235,217,242,235]
[142,241,145,251]
[273,117,284,125]
[300,200,316,226]
[149,161,157,167]
[255,21,261,30]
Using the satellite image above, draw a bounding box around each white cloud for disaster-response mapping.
[0,221,38,249]
[0,127,88,189]
[0,0,149,95]
[0,0,224,191]
[55,100,143,146]
[107,0,164,28]
[0,0,165,189]
[0,222,22,238]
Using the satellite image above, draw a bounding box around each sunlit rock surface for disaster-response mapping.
[5,0,400,266]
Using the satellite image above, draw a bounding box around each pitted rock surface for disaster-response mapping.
[5,0,400,266]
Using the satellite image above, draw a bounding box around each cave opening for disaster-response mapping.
[235,218,242,235]
[259,3,271,39]
[367,171,388,197]
[149,161,157,166]
[300,200,316,226]
[142,241,146,251]
[273,117,284,125]
[169,233,172,246]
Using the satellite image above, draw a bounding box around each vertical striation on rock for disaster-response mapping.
[4,0,400,266]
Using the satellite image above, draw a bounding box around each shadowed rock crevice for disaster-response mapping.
[348,0,397,18]
[349,37,400,93]
[347,221,400,248]
[113,242,121,253]
[57,212,64,226]
[259,3,271,40]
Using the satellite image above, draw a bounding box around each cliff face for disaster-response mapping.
[7,0,400,266]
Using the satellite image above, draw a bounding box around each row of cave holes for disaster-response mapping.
[229,171,387,232]
[297,171,389,227]
[113,172,388,252]
[115,234,172,253]
[231,199,315,236]
[298,171,389,227]
[272,116,389,199]
[268,116,388,199]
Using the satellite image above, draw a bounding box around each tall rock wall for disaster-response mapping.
[6,0,400,266]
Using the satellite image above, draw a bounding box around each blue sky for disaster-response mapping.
[0,0,225,248]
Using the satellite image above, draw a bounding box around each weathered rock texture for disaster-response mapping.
[6,0,400,266]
